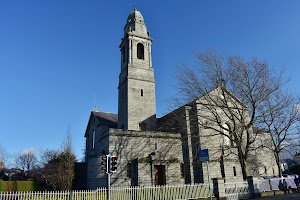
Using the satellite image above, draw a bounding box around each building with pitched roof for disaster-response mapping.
[84,7,278,189]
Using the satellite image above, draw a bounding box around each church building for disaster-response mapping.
[84,7,278,189]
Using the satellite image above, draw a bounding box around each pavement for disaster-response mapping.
[253,193,300,200]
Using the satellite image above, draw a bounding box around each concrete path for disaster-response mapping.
[254,193,300,200]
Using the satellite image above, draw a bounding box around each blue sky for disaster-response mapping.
[1,0,300,165]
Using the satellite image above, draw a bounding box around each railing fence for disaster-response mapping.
[224,181,250,200]
[1,177,297,200]
[0,183,213,200]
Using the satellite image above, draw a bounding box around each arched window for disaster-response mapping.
[137,43,144,59]
[223,124,231,146]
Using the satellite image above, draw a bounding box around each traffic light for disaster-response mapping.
[110,156,117,173]
[101,155,108,172]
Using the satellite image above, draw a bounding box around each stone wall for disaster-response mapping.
[108,128,185,187]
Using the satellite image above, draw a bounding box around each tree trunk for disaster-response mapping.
[275,151,282,177]
[238,149,248,180]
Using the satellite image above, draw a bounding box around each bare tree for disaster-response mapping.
[41,149,61,164]
[58,126,75,190]
[31,128,75,190]
[15,152,37,172]
[31,149,62,190]
[258,90,300,177]
[173,48,285,180]
[15,152,37,180]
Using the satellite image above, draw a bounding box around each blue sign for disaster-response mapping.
[199,149,209,162]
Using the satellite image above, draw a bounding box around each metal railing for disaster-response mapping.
[0,183,213,200]
[224,181,250,200]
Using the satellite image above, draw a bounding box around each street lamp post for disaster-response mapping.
[147,152,156,186]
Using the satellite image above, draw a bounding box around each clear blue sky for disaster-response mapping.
[1,0,300,166]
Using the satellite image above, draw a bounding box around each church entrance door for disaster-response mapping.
[154,165,165,186]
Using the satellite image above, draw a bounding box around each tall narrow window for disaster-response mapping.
[141,89,143,96]
[127,162,132,178]
[233,166,237,177]
[180,163,185,177]
[92,130,95,150]
[223,123,233,146]
[220,156,225,178]
[137,43,144,59]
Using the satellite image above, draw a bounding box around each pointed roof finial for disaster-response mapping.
[134,4,136,11]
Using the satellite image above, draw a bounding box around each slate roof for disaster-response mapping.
[92,111,118,125]
[84,111,118,137]
[283,159,297,164]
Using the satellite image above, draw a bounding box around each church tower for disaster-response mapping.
[118,7,157,131]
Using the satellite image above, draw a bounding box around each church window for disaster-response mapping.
[127,162,132,178]
[137,43,144,59]
[233,166,237,177]
[92,130,95,150]
[220,156,225,178]
[222,123,233,146]
[141,89,143,96]
[264,166,267,173]
[139,122,146,131]
[180,163,185,177]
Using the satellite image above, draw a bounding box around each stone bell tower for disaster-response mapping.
[118,7,157,131]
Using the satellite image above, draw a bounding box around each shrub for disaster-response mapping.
[0,181,39,191]
[5,181,16,191]
[0,180,6,191]
[16,181,39,191]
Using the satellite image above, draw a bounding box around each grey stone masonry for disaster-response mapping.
[118,8,156,131]
[108,128,185,187]
[86,128,185,189]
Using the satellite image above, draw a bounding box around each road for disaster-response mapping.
[254,193,300,200]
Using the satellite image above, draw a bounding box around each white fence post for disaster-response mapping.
[0,183,216,200]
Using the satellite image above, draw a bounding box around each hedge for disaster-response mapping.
[0,180,39,191]
[0,180,6,191]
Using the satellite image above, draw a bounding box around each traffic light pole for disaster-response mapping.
[106,155,111,200]
[101,154,117,200]
[107,171,110,200]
